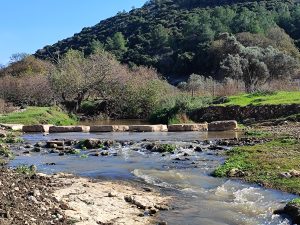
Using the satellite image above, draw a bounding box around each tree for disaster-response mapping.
[151,24,169,49]
[219,33,300,92]
[178,74,216,97]
[9,53,29,64]
[49,49,119,113]
[89,40,105,55]
[0,55,52,77]
[106,32,128,60]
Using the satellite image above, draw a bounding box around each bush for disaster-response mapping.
[149,94,213,124]
[80,101,98,115]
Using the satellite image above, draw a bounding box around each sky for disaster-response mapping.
[0,0,146,65]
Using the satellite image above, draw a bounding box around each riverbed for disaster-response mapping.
[9,132,296,225]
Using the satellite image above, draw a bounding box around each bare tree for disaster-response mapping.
[49,49,120,113]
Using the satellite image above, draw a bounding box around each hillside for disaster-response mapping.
[35,0,300,80]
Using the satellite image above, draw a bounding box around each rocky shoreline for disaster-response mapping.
[0,169,171,225]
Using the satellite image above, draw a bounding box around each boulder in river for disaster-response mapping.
[208,120,238,131]
[83,139,99,149]
[227,168,245,177]
[274,201,300,224]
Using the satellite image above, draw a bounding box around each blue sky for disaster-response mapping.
[0,0,146,65]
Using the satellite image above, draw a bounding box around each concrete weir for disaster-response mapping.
[0,124,24,131]
[168,123,208,132]
[49,126,90,133]
[22,125,51,133]
[12,120,238,133]
[128,125,168,132]
[90,125,129,132]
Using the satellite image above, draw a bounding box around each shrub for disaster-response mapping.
[149,94,213,124]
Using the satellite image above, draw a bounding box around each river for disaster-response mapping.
[9,131,296,225]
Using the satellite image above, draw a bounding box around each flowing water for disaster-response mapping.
[9,132,295,225]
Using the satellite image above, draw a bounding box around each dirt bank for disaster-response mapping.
[0,169,171,225]
[0,169,67,225]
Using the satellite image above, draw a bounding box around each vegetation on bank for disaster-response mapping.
[219,91,300,106]
[0,107,77,125]
[149,95,213,124]
[213,138,300,194]
[0,132,21,165]
[289,198,300,206]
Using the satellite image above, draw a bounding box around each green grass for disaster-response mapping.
[219,91,300,107]
[289,198,300,206]
[0,107,77,125]
[244,130,271,137]
[68,149,81,155]
[15,165,36,175]
[0,144,14,159]
[213,138,300,194]
[157,144,176,153]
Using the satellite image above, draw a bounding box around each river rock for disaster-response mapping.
[34,142,44,147]
[101,151,109,156]
[227,168,245,177]
[108,192,118,197]
[46,141,64,148]
[194,146,203,152]
[290,170,300,177]
[0,131,7,138]
[278,172,292,178]
[83,139,102,149]
[208,120,238,131]
[28,195,39,204]
[24,144,34,149]
[32,147,42,152]
[157,222,168,225]
[274,203,300,224]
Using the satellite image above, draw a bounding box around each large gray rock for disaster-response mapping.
[274,203,300,224]
[208,120,238,131]
[46,140,65,148]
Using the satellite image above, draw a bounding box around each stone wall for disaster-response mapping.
[189,104,300,123]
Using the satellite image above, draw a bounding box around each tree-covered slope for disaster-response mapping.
[35,0,300,80]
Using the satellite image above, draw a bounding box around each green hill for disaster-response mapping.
[35,0,300,80]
